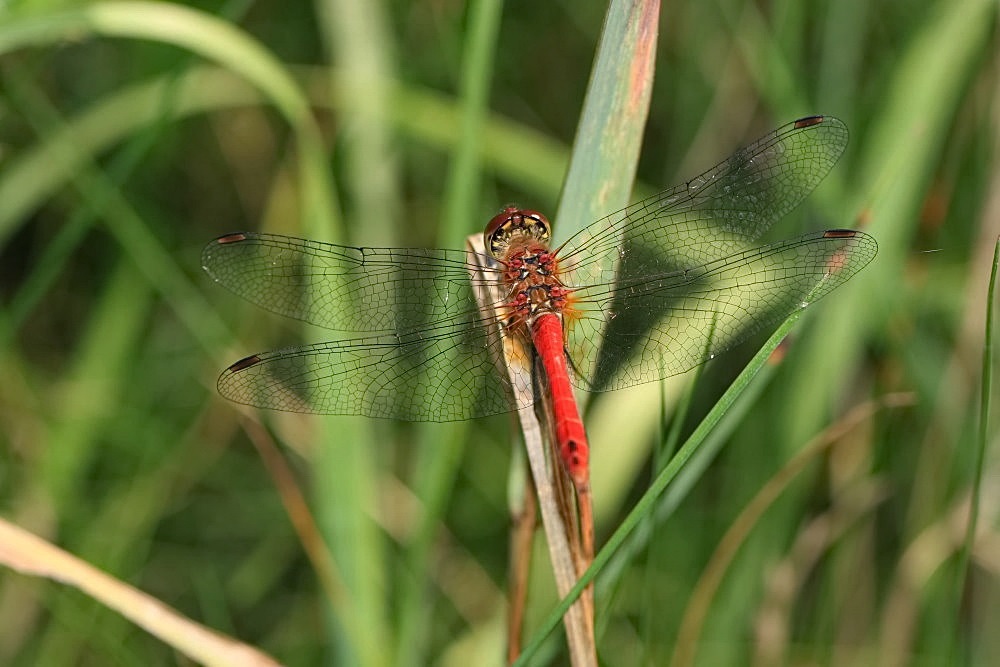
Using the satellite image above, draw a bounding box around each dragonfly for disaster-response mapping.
[202,115,877,492]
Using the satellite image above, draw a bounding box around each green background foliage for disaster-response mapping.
[0,0,997,665]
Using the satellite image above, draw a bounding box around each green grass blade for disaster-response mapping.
[0,1,337,239]
[957,236,998,660]
[319,0,398,245]
[779,0,996,447]
[439,0,504,244]
[515,311,803,665]
[553,0,659,243]
[312,2,398,665]
[397,3,505,665]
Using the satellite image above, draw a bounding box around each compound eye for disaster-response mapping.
[483,207,552,258]
[483,207,513,258]
[521,210,551,245]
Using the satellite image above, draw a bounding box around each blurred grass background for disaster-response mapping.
[0,0,998,665]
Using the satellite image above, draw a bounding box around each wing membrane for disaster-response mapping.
[558,116,849,288]
[202,232,495,334]
[203,232,526,419]
[566,230,877,391]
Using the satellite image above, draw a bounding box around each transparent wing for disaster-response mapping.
[215,323,534,421]
[565,230,877,391]
[202,232,494,334]
[557,116,849,283]
[203,233,530,420]
[204,116,875,417]
[551,116,873,390]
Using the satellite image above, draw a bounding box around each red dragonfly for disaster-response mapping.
[203,115,877,491]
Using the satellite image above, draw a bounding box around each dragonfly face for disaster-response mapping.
[484,206,552,259]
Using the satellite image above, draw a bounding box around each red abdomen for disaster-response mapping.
[530,312,589,489]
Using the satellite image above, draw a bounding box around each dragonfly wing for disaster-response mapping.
[204,232,529,419]
[217,312,532,420]
[556,115,861,390]
[567,230,877,392]
[557,116,850,290]
[202,232,492,333]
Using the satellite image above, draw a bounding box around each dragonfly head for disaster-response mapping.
[484,206,551,259]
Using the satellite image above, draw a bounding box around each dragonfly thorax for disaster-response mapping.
[484,206,551,259]
[500,245,571,330]
[506,282,570,330]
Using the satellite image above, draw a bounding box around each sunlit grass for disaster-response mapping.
[0,0,997,665]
